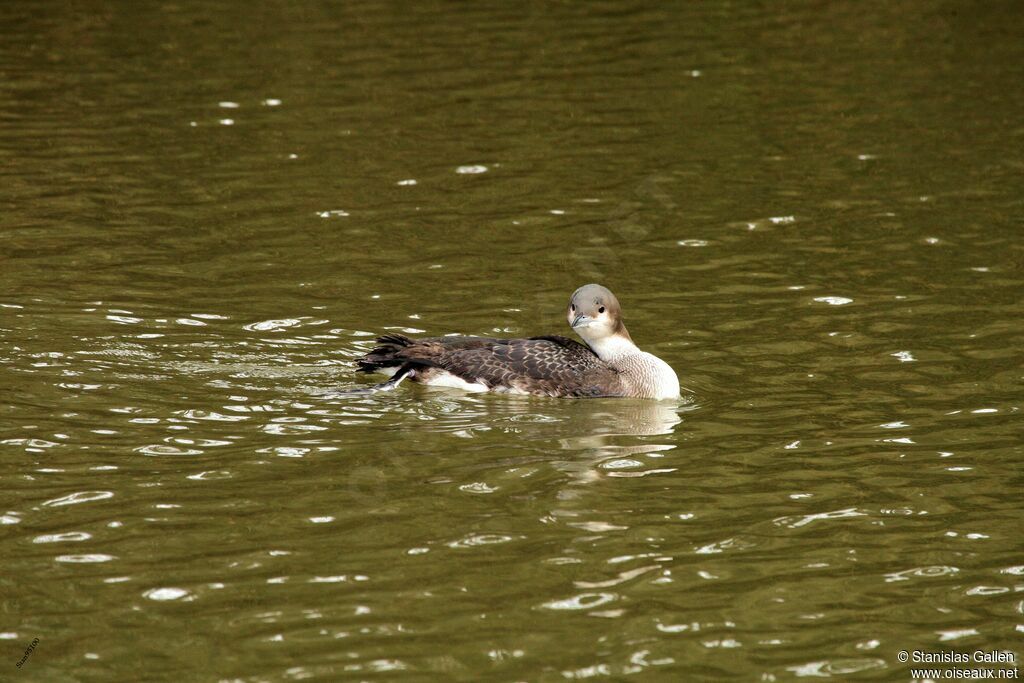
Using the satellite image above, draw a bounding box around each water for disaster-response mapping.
[2,2,1022,680]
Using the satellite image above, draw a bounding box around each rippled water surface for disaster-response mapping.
[2,2,1023,680]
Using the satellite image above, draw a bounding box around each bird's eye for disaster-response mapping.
[598,306,605,314]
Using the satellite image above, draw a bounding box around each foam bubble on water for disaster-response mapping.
[455,165,488,174]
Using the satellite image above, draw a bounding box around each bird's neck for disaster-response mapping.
[586,332,640,363]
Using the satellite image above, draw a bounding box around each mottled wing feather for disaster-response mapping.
[440,335,622,395]
[387,335,624,398]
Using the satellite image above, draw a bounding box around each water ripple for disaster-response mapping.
[41,491,114,507]
[884,565,960,583]
[787,659,886,677]
[134,444,203,456]
[446,533,518,548]
[33,531,92,543]
[144,587,190,601]
[542,593,618,611]
[773,507,867,529]
[55,554,115,563]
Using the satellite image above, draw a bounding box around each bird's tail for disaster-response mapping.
[356,334,414,374]
[332,363,415,397]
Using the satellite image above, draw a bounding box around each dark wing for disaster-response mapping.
[357,334,504,373]
[356,334,625,397]
[434,335,624,397]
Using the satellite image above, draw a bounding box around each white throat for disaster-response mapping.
[583,333,640,362]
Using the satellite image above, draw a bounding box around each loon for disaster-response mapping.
[354,284,680,400]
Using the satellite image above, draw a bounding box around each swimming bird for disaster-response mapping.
[354,284,680,400]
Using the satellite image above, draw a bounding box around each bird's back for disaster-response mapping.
[358,334,626,397]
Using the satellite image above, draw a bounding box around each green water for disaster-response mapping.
[2,2,1022,680]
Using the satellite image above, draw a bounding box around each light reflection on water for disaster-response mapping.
[2,0,1023,679]
[4,277,1023,678]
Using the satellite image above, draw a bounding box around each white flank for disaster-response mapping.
[646,353,681,400]
[421,371,489,393]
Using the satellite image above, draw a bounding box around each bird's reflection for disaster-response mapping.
[550,399,690,495]
[419,392,691,493]
[557,399,683,454]
[323,385,695,497]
